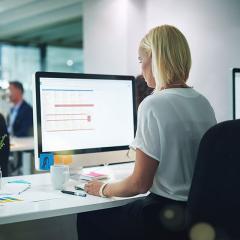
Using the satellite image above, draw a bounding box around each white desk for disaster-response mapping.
[10,137,34,152]
[0,163,144,239]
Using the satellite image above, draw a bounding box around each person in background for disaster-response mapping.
[135,74,153,109]
[0,113,9,177]
[7,81,33,137]
[77,25,217,240]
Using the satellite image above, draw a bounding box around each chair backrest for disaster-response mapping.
[187,119,240,238]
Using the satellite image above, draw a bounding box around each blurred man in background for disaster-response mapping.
[6,81,33,175]
[7,81,33,137]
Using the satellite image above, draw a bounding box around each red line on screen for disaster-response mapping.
[46,119,89,122]
[47,128,94,132]
[46,113,87,116]
[55,104,94,107]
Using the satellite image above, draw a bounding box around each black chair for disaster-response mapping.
[187,119,240,239]
[0,114,10,177]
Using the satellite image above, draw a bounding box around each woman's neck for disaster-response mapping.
[160,82,191,90]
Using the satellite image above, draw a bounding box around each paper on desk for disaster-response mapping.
[0,183,63,204]
[0,196,24,205]
[0,191,62,205]
[0,183,30,195]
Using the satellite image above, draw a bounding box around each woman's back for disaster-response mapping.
[133,88,216,201]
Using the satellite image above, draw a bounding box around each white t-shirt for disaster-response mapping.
[130,88,217,201]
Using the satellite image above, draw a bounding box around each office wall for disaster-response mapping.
[84,0,240,122]
[145,0,240,122]
[83,0,146,75]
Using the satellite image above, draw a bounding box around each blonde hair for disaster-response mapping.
[140,25,191,90]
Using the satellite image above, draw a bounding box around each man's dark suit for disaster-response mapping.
[0,114,9,176]
[7,100,33,137]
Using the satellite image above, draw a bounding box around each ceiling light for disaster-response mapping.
[66,59,74,66]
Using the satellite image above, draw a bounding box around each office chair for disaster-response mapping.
[187,119,240,240]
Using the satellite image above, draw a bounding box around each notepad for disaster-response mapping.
[79,171,109,181]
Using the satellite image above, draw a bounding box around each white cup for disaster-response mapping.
[50,165,70,190]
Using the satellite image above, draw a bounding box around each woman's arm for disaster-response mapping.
[84,149,159,197]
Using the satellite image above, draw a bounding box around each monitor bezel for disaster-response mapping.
[233,68,240,120]
[35,71,137,157]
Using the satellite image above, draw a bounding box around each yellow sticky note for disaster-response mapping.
[54,155,73,165]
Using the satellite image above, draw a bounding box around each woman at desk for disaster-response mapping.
[77,25,217,240]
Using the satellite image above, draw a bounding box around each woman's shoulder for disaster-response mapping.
[140,91,171,105]
[138,93,168,115]
[138,88,213,113]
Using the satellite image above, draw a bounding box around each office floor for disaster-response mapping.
[0,214,78,240]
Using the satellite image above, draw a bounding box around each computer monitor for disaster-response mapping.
[233,68,240,119]
[33,72,136,170]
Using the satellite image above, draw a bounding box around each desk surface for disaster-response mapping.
[0,162,143,225]
[10,137,34,152]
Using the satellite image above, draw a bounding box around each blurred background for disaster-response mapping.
[0,0,239,121]
[0,0,84,117]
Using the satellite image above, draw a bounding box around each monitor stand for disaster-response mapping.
[69,149,135,181]
[70,149,133,169]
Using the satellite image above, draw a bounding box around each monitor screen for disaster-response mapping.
[233,68,240,119]
[33,72,136,170]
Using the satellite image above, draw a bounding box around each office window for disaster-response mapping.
[0,44,40,116]
[46,46,83,73]
[0,44,83,117]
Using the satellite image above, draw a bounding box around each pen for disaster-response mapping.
[18,184,31,195]
[61,190,86,197]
